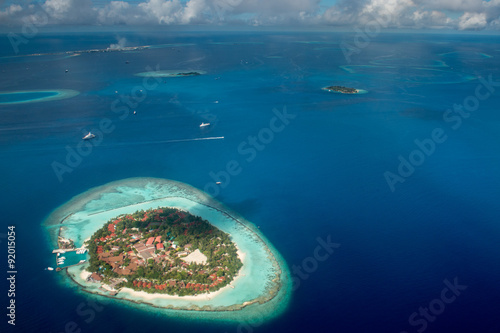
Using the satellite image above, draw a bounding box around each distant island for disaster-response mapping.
[86,207,242,296]
[135,70,206,78]
[177,72,201,77]
[323,86,359,94]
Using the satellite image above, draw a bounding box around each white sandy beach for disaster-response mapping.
[118,269,243,302]
[48,177,291,321]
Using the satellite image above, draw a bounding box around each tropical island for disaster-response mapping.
[135,70,205,78]
[176,71,201,77]
[43,177,291,323]
[323,85,359,94]
[86,207,242,296]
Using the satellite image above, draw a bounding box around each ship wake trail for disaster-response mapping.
[103,136,225,147]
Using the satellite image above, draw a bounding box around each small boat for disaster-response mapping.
[82,132,95,140]
[57,253,60,257]
[79,260,86,263]
[60,257,66,260]
[47,267,54,271]
[200,122,210,128]
[216,182,221,185]
[133,111,137,115]
[65,69,69,73]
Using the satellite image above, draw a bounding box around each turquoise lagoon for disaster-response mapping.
[0,89,79,105]
[43,177,291,323]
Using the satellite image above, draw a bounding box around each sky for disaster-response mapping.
[0,0,499,31]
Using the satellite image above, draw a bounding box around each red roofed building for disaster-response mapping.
[155,236,161,243]
[90,273,102,282]
[146,237,154,245]
[156,243,164,250]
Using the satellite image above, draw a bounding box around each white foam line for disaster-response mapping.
[103,136,225,147]
[1,137,225,154]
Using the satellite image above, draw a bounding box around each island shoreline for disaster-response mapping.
[45,178,290,321]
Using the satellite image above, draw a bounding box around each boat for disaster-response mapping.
[82,132,95,140]
[79,260,86,263]
[60,257,66,260]
[47,267,54,271]
[200,122,210,128]
[216,182,221,185]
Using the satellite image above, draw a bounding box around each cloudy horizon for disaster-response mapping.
[0,0,500,31]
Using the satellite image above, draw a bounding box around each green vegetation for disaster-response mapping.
[87,207,243,296]
[325,85,358,94]
[177,72,201,76]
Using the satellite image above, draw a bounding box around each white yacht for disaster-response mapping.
[200,122,210,128]
[83,132,96,140]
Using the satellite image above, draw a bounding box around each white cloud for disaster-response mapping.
[137,0,182,24]
[43,0,96,24]
[0,0,500,30]
[321,0,500,30]
[97,1,134,25]
[322,0,417,27]
[458,11,487,30]
[415,0,483,12]
[411,10,452,28]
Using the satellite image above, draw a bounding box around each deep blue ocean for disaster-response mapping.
[1,31,500,333]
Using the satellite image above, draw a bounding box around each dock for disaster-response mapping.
[55,261,86,271]
[52,248,76,254]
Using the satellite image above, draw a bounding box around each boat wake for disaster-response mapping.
[102,136,225,147]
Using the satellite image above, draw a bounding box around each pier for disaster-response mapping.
[52,248,76,254]
[55,261,86,272]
